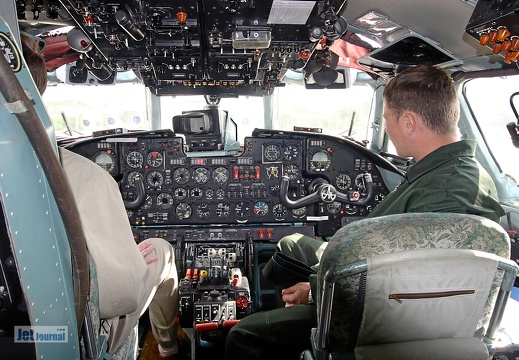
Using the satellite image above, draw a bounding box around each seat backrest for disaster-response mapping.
[357,249,500,344]
[316,213,511,350]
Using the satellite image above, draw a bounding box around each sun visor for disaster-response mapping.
[349,12,462,78]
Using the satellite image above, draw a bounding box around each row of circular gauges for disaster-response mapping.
[129,198,361,221]
[92,150,166,174]
[263,144,333,173]
[263,144,300,162]
[95,147,336,175]
[126,165,303,187]
[128,167,366,191]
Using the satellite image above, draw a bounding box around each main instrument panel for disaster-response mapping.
[65,127,402,355]
[66,128,400,237]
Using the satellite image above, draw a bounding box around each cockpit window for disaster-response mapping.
[272,82,375,140]
[43,82,149,137]
[464,75,519,182]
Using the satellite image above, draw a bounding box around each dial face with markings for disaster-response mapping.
[174,188,187,200]
[94,151,115,173]
[264,144,281,162]
[193,167,210,184]
[253,201,269,216]
[284,145,299,160]
[336,173,352,190]
[196,203,211,219]
[190,187,203,199]
[147,151,163,167]
[234,201,250,218]
[284,164,299,181]
[309,150,331,171]
[327,202,342,214]
[213,167,229,184]
[127,171,141,187]
[216,189,225,199]
[174,168,190,184]
[147,171,163,187]
[127,151,144,168]
[157,193,173,210]
[176,203,192,219]
[292,207,306,217]
[273,203,287,219]
[216,202,230,218]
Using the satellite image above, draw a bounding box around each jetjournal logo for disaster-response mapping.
[14,326,68,343]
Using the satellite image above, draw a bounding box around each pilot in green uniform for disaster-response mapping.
[224,65,505,360]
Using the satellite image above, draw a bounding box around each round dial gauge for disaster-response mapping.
[176,203,192,219]
[309,150,331,172]
[336,173,352,190]
[213,167,229,184]
[196,203,211,219]
[173,168,190,184]
[193,167,210,184]
[234,201,250,218]
[345,204,358,215]
[266,166,279,179]
[216,202,230,218]
[284,164,299,181]
[190,187,203,200]
[284,145,299,161]
[216,189,225,200]
[126,151,143,168]
[264,144,281,162]
[127,171,142,187]
[147,151,163,167]
[205,189,214,200]
[174,188,187,200]
[273,203,287,219]
[156,193,173,210]
[253,201,269,216]
[94,151,115,173]
[292,207,306,218]
[327,202,342,214]
[147,171,163,187]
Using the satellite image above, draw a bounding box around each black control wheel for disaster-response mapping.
[279,173,374,209]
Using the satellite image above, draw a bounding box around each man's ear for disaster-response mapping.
[402,111,417,135]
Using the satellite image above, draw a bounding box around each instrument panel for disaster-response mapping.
[65,129,401,237]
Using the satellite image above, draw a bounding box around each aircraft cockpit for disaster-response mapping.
[1,0,519,359]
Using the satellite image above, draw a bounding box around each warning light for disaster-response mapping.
[176,7,187,25]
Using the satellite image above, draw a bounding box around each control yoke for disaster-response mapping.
[124,174,146,210]
[279,173,374,209]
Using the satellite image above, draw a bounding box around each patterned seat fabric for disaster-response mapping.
[316,212,511,348]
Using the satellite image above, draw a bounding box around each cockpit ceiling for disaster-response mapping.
[40,0,351,96]
[19,0,519,95]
